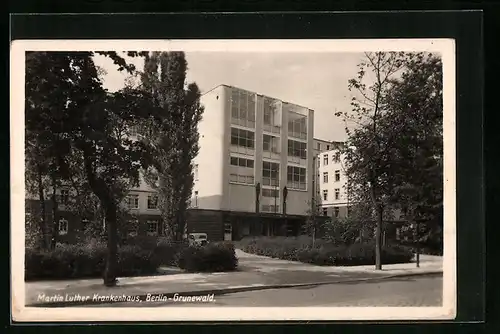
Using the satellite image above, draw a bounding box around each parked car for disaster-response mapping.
[187,233,208,247]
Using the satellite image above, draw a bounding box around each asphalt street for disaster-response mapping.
[88,273,442,308]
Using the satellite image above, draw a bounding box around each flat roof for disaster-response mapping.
[201,84,314,111]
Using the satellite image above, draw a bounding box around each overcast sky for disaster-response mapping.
[93,52,367,142]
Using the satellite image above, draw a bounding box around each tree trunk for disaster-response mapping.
[36,164,49,249]
[50,176,59,250]
[415,220,420,268]
[375,205,383,270]
[103,203,119,287]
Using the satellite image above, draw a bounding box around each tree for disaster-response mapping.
[139,52,204,242]
[25,51,154,286]
[336,52,405,270]
[25,52,81,249]
[380,53,444,259]
[304,196,323,246]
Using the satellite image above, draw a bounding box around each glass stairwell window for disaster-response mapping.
[263,134,281,159]
[287,111,307,140]
[231,89,256,129]
[262,161,280,187]
[287,166,307,190]
[263,97,281,134]
[287,139,307,164]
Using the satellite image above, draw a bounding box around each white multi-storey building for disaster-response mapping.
[192,84,314,217]
[316,147,351,218]
[313,138,335,157]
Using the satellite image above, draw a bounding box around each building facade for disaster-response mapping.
[190,84,315,239]
[193,84,314,215]
[25,84,317,243]
[316,147,351,219]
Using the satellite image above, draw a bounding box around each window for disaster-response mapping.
[194,164,199,181]
[147,194,158,209]
[332,152,340,163]
[286,166,306,190]
[287,140,307,159]
[323,154,328,166]
[263,134,280,153]
[229,156,255,185]
[323,208,328,216]
[58,218,68,235]
[334,170,340,182]
[317,143,321,150]
[287,112,307,139]
[334,188,340,200]
[323,172,328,183]
[147,220,159,236]
[127,220,138,237]
[317,158,320,167]
[262,161,280,186]
[323,190,328,201]
[127,194,139,209]
[230,156,254,168]
[231,90,256,128]
[334,207,340,217]
[326,145,330,150]
[60,189,69,204]
[229,174,255,185]
[262,188,279,198]
[81,219,90,232]
[263,98,280,130]
[230,127,255,149]
[129,125,139,137]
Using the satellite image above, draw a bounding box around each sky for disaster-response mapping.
[93,52,367,142]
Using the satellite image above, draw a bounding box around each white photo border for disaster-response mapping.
[11,39,456,322]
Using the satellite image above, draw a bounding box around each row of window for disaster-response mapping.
[322,152,341,166]
[56,218,159,236]
[58,190,162,211]
[323,207,340,217]
[230,91,307,140]
[127,219,159,236]
[316,142,331,151]
[230,157,308,189]
[126,194,158,210]
[229,174,255,185]
[322,170,341,183]
[323,188,341,201]
[230,127,308,158]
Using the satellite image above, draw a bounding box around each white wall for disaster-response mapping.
[193,85,226,210]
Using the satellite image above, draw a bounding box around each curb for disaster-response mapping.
[28,270,442,307]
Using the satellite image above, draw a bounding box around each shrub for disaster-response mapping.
[177,242,238,272]
[25,240,159,281]
[240,236,413,266]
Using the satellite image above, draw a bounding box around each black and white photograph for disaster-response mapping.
[11,39,456,321]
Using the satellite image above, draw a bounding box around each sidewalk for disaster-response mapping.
[25,249,442,307]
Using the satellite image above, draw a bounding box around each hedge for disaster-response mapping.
[239,236,414,266]
[25,239,237,281]
[25,240,158,281]
[177,242,238,272]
